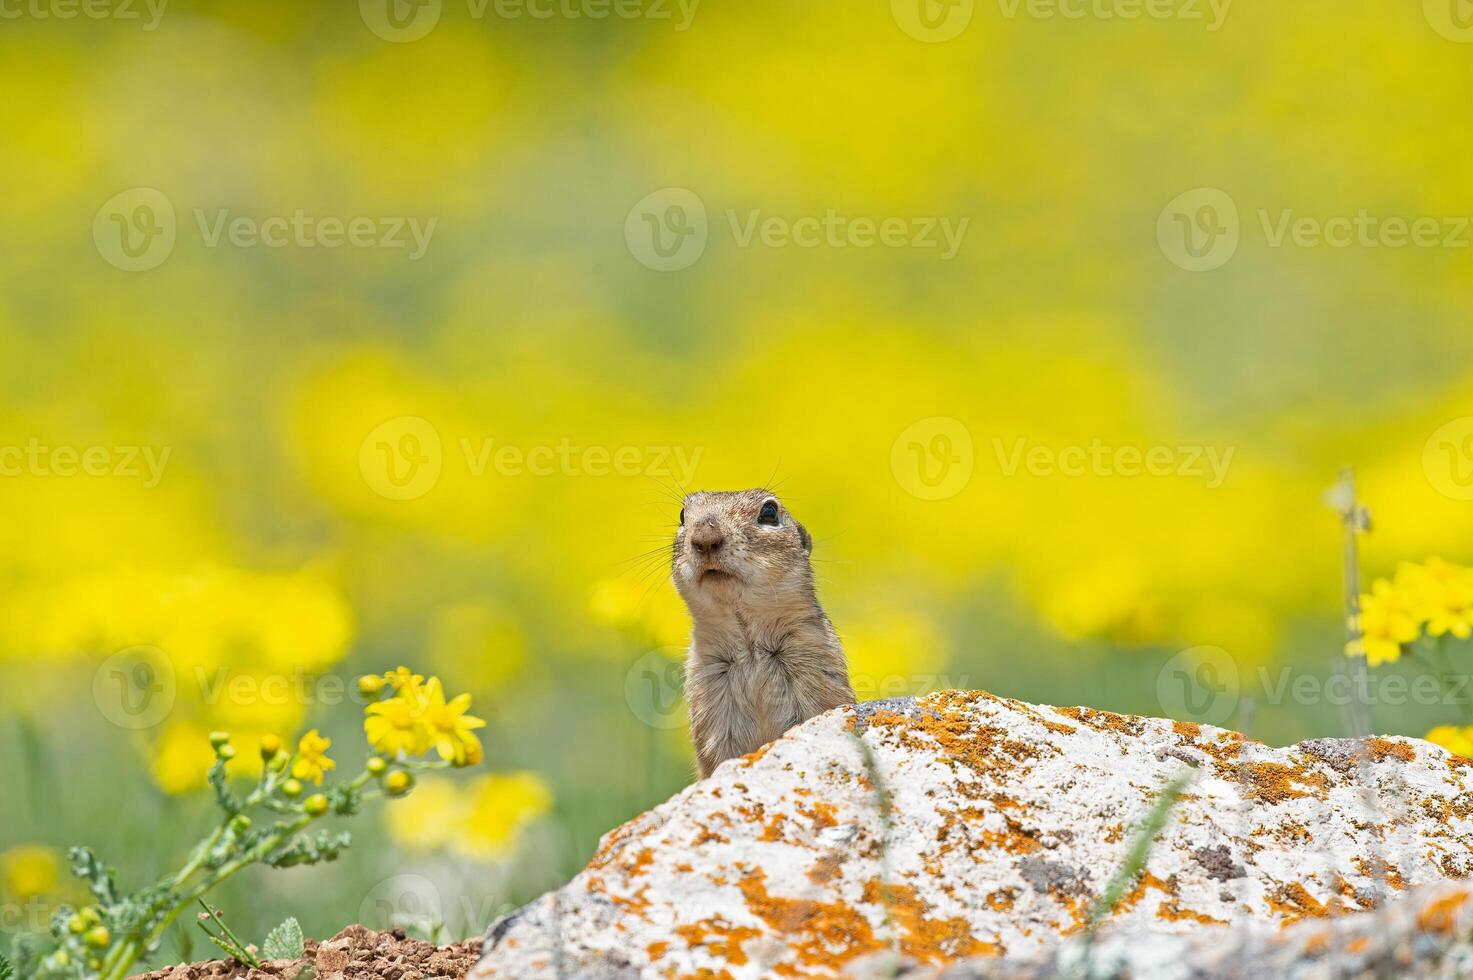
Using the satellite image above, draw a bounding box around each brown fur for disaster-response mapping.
[671,489,854,778]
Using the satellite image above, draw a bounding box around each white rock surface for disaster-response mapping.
[473,691,1473,979]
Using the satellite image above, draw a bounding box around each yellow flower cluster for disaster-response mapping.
[1351,558,1473,667]
[384,771,553,861]
[363,667,486,766]
[1427,725,1473,759]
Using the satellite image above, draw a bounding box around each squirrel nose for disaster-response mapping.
[690,522,725,558]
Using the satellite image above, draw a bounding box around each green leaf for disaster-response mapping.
[263,917,305,960]
[0,950,15,980]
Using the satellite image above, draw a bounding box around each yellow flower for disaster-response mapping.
[384,773,552,862]
[1,845,60,899]
[1427,725,1473,759]
[383,777,461,851]
[1353,577,1423,667]
[292,729,336,785]
[365,694,429,757]
[420,677,486,766]
[150,722,218,795]
[383,666,426,696]
[1403,558,1473,640]
[459,772,553,861]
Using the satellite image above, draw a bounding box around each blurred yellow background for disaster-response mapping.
[4,0,1473,958]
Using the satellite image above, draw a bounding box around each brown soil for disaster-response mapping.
[131,925,481,980]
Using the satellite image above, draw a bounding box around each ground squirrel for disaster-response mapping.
[671,489,855,778]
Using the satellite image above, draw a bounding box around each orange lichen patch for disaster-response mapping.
[674,919,762,966]
[1156,901,1227,927]
[589,817,648,869]
[1267,882,1354,926]
[979,826,1044,856]
[807,852,844,886]
[1417,890,1471,935]
[866,702,1051,787]
[861,880,1001,960]
[1108,871,1173,919]
[1365,738,1416,763]
[675,970,736,980]
[1304,931,1330,955]
[648,940,670,959]
[737,868,882,971]
[629,848,656,877]
[738,740,777,768]
[1173,720,1202,740]
[1346,937,1372,954]
[1103,822,1125,845]
[984,889,1016,912]
[587,872,653,921]
[762,812,790,842]
[795,800,838,830]
[1001,698,1079,737]
[1353,856,1408,891]
[1053,705,1145,738]
[1236,762,1330,804]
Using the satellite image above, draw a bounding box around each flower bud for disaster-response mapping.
[282,778,303,798]
[217,743,237,761]
[259,734,283,760]
[385,771,413,797]
[209,731,231,748]
[84,926,110,948]
[357,674,384,696]
[366,756,388,775]
[67,915,87,935]
[229,814,252,834]
[304,794,329,816]
[268,751,289,773]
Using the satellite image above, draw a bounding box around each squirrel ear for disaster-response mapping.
[797,522,812,554]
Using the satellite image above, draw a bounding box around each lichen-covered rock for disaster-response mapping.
[473,691,1473,979]
[847,881,1473,979]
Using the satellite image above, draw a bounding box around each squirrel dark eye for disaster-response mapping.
[679,507,686,526]
[758,500,780,526]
